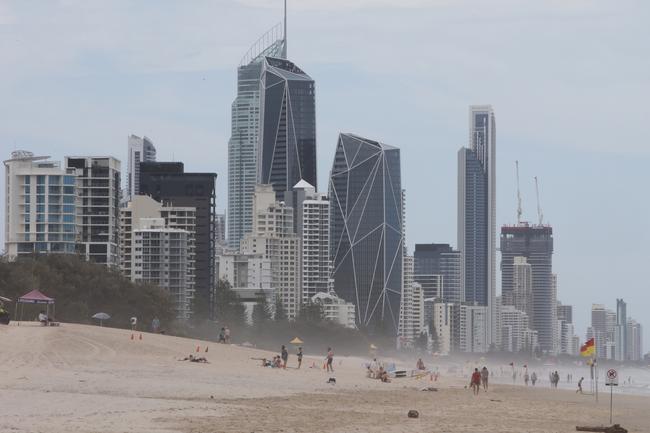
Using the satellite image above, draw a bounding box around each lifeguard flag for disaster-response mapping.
[580,338,595,357]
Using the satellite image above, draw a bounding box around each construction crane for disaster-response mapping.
[534,176,544,226]
[515,161,522,224]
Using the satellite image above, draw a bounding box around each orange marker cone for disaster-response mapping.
[196,345,200,353]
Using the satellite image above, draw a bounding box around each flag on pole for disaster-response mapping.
[580,338,595,357]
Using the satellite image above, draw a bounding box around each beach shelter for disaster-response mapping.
[290,337,303,345]
[92,312,111,326]
[15,289,55,322]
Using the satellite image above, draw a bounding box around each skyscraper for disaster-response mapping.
[458,105,496,346]
[258,56,316,200]
[227,24,286,249]
[127,135,156,199]
[500,223,554,352]
[139,162,217,318]
[615,298,627,361]
[4,151,78,257]
[329,133,403,334]
[413,243,461,303]
[65,156,121,266]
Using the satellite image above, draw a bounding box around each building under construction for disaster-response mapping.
[500,222,554,353]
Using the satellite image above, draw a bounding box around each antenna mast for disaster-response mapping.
[283,0,287,57]
[534,176,543,225]
[516,160,522,224]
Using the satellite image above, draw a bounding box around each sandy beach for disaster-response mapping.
[1,323,648,433]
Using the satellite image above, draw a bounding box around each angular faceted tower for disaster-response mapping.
[329,133,403,334]
[258,57,317,199]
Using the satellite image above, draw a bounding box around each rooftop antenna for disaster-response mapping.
[534,176,544,225]
[515,160,522,224]
[283,0,287,58]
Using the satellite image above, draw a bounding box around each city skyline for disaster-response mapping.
[0,1,649,348]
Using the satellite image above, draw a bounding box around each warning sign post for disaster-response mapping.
[605,369,618,424]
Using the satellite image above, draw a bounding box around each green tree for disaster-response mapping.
[214,278,246,327]
[429,322,440,353]
[251,291,272,327]
[296,302,323,324]
[274,296,287,322]
[416,332,429,352]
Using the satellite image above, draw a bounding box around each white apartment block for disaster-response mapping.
[399,282,425,347]
[121,195,196,319]
[240,184,301,319]
[293,180,333,303]
[4,151,79,257]
[512,256,532,318]
[311,292,356,328]
[432,302,454,355]
[500,305,530,353]
[626,319,643,361]
[127,134,156,199]
[459,305,488,353]
[65,156,121,266]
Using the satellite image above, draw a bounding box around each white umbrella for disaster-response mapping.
[92,312,110,326]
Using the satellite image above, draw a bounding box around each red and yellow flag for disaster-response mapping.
[580,338,595,357]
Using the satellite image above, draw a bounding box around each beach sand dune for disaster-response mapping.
[1,323,648,433]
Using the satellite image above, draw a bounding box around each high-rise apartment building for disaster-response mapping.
[227,25,286,249]
[557,302,573,324]
[127,134,156,199]
[120,195,196,319]
[329,133,403,334]
[500,223,555,352]
[287,180,332,303]
[4,151,78,257]
[500,305,531,353]
[458,105,496,347]
[431,301,455,355]
[413,243,461,303]
[459,305,488,353]
[139,162,217,317]
[240,184,301,319]
[258,57,316,200]
[399,282,425,347]
[615,298,627,361]
[626,319,643,361]
[65,157,121,266]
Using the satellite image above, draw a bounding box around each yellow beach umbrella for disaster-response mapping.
[290,337,303,345]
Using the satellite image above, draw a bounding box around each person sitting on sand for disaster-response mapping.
[38,311,49,326]
[273,356,282,368]
[416,358,425,370]
[378,366,391,383]
[191,356,209,363]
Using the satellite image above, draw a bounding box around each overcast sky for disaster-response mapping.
[1,0,648,350]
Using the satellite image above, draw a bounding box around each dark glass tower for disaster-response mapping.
[414,243,462,303]
[458,105,496,346]
[139,162,217,318]
[258,57,316,200]
[329,133,403,334]
[500,223,554,351]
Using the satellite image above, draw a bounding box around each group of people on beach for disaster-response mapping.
[469,367,490,395]
[218,327,231,344]
[260,346,334,372]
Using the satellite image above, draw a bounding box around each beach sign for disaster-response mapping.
[606,369,618,386]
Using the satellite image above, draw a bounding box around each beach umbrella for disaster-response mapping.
[370,344,378,350]
[92,312,110,326]
[290,337,303,345]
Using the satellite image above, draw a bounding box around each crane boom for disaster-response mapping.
[534,176,543,225]
[516,160,522,223]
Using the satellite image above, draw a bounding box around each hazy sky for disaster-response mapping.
[1,0,648,350]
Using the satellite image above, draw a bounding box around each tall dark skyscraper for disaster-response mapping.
[500,223,554,352]
[227,24,286,249]
[258,56,316,199]
[458,105,496,346]
[329,133,403,334]
[139,162,217,317]
[414,243,462,303]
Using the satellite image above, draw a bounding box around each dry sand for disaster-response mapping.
[1,323,648,433]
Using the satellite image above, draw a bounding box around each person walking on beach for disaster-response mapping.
[480,366,489,391]
[470,368,482,395]
[531,372,537,386]
[224,327,231,344]
[151,317,160,333]
[576,377,584,394]
[281,345,288,369]
[297,347,303,369]
[326,347,334,372]
[524,372,530,386]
